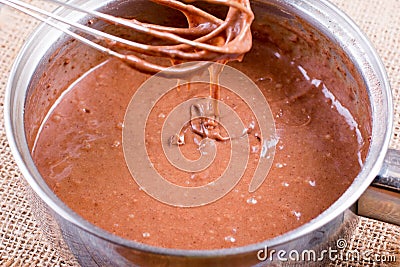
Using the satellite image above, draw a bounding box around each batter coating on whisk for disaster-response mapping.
[1,0,254,75]
[103,0,254,73]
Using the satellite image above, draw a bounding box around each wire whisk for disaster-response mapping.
[0,0,254,77]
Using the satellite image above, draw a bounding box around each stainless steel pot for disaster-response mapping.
[4,0,398,266]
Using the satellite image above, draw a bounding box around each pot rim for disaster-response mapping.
[4,0,392,258]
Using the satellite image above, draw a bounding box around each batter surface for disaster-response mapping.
[30,33,364,249]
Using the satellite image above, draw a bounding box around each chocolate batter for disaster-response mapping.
[27,11,369,250]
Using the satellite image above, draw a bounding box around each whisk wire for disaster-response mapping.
[0,0,254,76]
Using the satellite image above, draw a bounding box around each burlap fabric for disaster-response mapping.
[0,0,398,266]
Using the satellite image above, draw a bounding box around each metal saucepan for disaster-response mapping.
[4,0,398,266]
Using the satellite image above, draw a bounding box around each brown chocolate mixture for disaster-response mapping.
[29,20,367,249]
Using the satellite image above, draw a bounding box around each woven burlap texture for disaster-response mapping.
[0,0,399,266]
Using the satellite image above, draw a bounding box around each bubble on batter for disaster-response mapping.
[158,113,166,118]
[224,236,236,243]
[282,182,289,187]
[142,232,151,238]
[292,211,302,220]
[242,121,256,135]
[251,145,259,154]
[246,197,258,205]
[112,140,121,148]
[249,120,256,129]
[276,163,284,168]
[257,76,272,82]
[275,109,283,118]
[82,108,91,114]
[168,134,185,146]
[308,180,316,187]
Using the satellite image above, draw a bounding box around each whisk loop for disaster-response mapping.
[0,0,254,77]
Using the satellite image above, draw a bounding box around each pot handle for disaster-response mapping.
[357,149,400,225]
